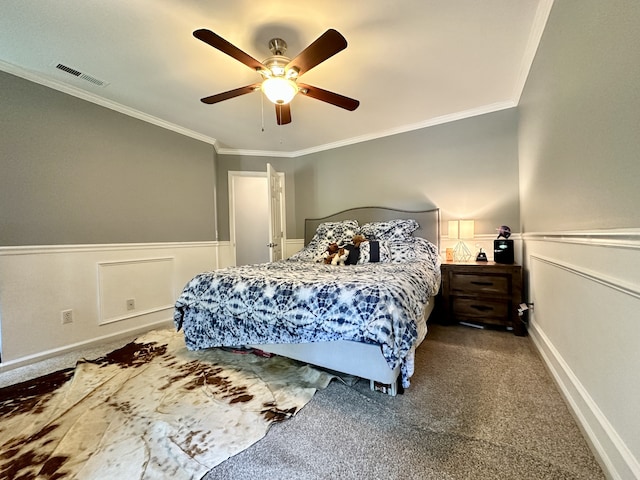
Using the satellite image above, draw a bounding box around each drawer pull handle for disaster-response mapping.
[471,305,493,312]
[471,281,494,287]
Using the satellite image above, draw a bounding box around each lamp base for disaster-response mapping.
[453,241,473,262]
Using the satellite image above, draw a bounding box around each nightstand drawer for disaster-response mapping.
[440,261,525,335]
[451,274,509,296]
[452,298,509,321]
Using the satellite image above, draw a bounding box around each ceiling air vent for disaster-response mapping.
[55,63,109,87]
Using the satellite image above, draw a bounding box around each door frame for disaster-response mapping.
[228,170,286,266]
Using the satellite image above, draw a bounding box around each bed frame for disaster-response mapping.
[252,206,441,395]
[303,206,440,247]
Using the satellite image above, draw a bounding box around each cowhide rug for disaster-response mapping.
[0,329,336,480]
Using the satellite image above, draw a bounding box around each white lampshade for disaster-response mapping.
[261,77,298,104]
[459,220,475,239]
[447,220,459,239]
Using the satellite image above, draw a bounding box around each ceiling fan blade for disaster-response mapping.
[286,29,347,76]
[298,83,360,111]
[200,84,260,104]
[194,29,267,72]
[275,103,292,125]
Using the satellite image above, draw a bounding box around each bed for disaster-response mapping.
[174,207,441,395]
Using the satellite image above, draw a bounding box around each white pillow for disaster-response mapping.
[360,219,419,242]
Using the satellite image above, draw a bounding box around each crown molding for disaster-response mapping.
[0,60,219,147]
[5,1,554,164]
[3,60,519,160]
[512,0,555,103]
[220,101,517,159]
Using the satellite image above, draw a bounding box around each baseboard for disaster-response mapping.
[0,318,173,373]
[529,320,640,480]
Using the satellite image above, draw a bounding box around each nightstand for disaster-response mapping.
[440,261,525,336]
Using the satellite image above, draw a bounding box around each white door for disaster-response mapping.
[267,163,283,262]
[229,173,269,265]
[228,168,286,266]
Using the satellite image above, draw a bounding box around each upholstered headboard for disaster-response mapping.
[304,206,440,247]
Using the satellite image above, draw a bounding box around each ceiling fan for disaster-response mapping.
[193,28,360,125]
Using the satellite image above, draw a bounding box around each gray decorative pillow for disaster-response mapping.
[360,219,420,242]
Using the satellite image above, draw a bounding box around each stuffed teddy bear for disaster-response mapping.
[314,242,337,263]
[322,242,349,265]
[352,234,367,247]
[330,248,349,265]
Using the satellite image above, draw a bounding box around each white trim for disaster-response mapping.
[285,238,305,259]
[529,321,640,480]
[472,233,522,240]
[96,256,176,325]
[512,0,555,103]
[526,242,640,480]
[227,171,272,264]
[99,306,173,325]
[523,229,640,250]
[0,241,218,256]
[227,170,287,265]
[530,254,640,300]
[218,101,516,158]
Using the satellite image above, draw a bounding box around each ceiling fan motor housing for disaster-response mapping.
[268,38,287,56]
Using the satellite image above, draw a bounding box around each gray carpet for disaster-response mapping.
[203,324,605,479]
[0,324,605,479]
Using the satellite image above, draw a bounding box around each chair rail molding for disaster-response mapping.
[523,228,640,250]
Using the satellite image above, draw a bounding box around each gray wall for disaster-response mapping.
[0,70,217,245]
[291,108,520,239]
[215,108,520,241]
[3,62,521,248]
[518,2,640,475]
[518,1,640,232]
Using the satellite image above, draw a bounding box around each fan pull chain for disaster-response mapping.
[260,93,265,132]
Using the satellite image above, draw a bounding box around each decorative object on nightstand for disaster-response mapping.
[448,219,474,262]
[494,224,514,264]
[475,248,488,262]
[440,261,525,336]
[445,248,454,262]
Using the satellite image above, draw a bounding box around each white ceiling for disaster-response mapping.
[0,1,552,157]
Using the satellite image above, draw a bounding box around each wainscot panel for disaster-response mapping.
[0,242,218,370]
[285,239,305,259]
[524,230,640,480]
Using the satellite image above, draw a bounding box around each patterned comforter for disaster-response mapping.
[174,238,441,386]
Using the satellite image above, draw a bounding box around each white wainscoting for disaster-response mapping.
[0,242,218,370]
[285,238,304,259]
[216,241,235,268]
[523,230,640,480]
[97,257,175,325]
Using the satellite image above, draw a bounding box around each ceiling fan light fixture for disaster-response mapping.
[262,77,298,105]
[194,28,359,120]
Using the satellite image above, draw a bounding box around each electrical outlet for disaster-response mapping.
[61,309,73,324]
[126,299,135,311]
